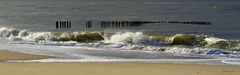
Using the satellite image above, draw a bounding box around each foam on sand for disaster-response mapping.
[221,59,240,65]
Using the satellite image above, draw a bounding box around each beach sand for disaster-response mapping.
[0,50,240,75]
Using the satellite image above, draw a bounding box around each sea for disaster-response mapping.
[0,0,240,65]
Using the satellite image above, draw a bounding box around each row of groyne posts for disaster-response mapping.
[56,20,212,29]
[56,21,71,29]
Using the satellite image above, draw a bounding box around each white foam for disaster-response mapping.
[38,41,77,46]
[221,59,240,65]
[8,35,22,41]
[18,30,29,37]
[204,37,227,46]
[0,27,54,42]
[7,58,225,65]
[106,32,150,45]
[0,27,12,38]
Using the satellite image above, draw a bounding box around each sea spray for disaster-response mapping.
[107,32,150,45]
[204,37,227,47]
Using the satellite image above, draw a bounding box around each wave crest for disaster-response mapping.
[106,32,150,45]
[0,27,104,42]
[0,27,239,49]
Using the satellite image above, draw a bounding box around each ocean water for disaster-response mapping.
[0,0,240,65]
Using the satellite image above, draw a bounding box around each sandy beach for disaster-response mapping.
[0,50,240,75]
[0,62,240,75]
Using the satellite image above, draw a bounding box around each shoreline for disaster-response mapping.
[0,50,240,75]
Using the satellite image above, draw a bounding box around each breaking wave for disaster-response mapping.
[151,34,240,49]
[0,27,240,50]
[0,27,104,42]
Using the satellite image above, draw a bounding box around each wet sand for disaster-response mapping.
[0,50,53,61]
[0,50,239,75]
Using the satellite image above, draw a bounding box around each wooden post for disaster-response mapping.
[56,21,59,29]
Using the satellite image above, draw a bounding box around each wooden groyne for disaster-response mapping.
[56,21,71,29]
[55,20,211,29]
